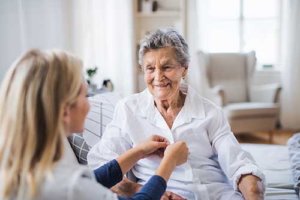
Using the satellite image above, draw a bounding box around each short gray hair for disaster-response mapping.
[138,28,190,67]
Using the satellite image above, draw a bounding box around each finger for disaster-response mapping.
[171,196,186,200]
[173,197,187,200]
[169,192,186,200]
[158,148,165,157]
[152,135,170,144]
[160,196,168,200]
[160,193,169,200]
[143,141,168,157]
[153,148,165,158]
[165,191,172,197]
[154,141,168,149]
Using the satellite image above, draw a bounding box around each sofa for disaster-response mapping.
[64,92,299,200]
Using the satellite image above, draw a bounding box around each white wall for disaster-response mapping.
[0,0,136,97]
[0,0,73,82]
[0,0,23,81]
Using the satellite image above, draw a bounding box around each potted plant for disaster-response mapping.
[86,66,98,91]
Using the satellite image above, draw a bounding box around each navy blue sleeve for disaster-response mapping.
[117,175,167,200]
[93,159,123,188]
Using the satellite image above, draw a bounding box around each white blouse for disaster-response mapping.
[88,85,265,200]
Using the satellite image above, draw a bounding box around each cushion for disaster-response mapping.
[241,144,294,189]
[287,133,300,195]
[224,102,279,119]
[83,92,121,146]
[68,92,121,164]
[240,144,298,199]
[68,133,90,164]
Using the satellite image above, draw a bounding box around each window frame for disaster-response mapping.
[207,0,282,70]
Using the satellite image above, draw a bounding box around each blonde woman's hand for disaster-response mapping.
[136,135,169,158]
[155,141,189,182]
[164,141,189,166]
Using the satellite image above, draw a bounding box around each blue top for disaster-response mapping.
[94,159,167,200]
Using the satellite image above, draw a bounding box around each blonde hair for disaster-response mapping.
[0,49,83,200]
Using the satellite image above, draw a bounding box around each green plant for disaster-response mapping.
[86,66,98,85]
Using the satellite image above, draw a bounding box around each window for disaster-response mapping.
[205,0,281,69]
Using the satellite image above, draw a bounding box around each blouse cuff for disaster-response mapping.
[232,164,266,191]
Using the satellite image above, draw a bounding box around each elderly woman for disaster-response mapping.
[88,28,265,200]
[0,49,189,200]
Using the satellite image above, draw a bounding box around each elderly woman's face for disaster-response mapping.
[142,47,187,100]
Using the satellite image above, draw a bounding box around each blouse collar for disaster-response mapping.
[136,84,206,129]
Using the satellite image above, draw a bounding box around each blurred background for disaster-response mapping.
[0,0,299,136]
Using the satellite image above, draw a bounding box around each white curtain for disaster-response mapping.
[186,0,210,96]
[280,0,300,130]
[72,0,135,97]
[0,0,72,81]
[0,0,135,97]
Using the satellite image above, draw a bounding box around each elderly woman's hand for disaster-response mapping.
[136,135,169,158]
[112,180,186,200]
[160,191,186,200]
[238,174,264,200]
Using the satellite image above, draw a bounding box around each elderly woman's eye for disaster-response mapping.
[145,66,155,72]
[163,65,173,71]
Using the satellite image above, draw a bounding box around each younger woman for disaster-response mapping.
[0,49,188,200]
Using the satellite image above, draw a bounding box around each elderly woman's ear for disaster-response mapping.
[182,66,188,78]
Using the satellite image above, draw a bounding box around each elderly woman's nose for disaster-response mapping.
[154,69,164,80]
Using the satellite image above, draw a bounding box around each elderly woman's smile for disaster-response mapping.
[143,47,187,101]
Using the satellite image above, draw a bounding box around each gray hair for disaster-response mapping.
[138,28,190,67]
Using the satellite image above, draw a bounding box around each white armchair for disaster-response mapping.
[197,51,281,142]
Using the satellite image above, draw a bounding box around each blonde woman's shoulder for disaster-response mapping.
[37,161,118,200]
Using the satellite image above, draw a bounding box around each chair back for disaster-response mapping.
[198,51,256,104]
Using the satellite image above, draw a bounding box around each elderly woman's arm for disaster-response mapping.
[208,108,265,199]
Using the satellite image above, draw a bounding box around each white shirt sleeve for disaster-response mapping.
[87,101,132,169]
[208,107,266,191]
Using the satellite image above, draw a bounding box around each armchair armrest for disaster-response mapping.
[205,85,226,107]
[249,83,282,103]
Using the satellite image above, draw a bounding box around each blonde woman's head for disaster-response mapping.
[0,49,86,200]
